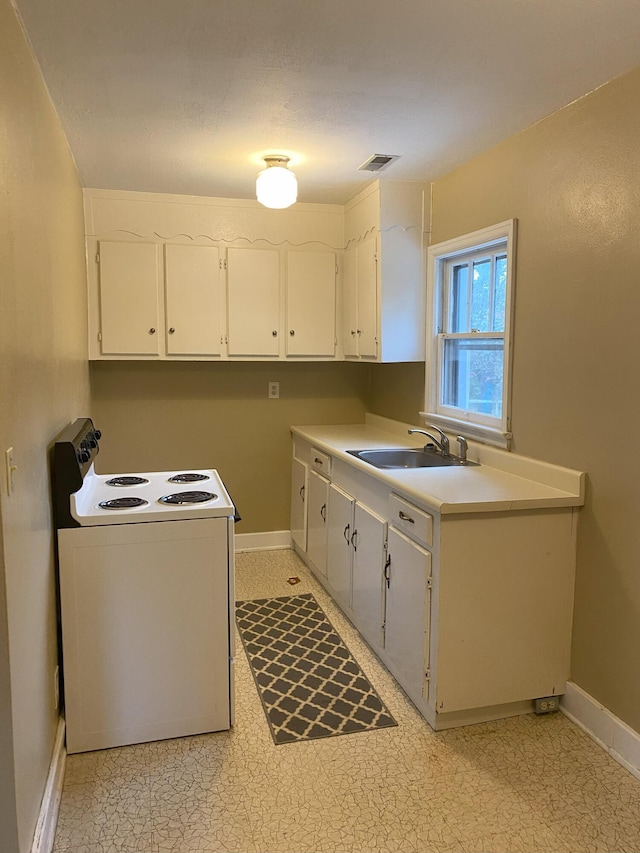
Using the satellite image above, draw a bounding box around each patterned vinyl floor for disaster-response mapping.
[54,549,640,853]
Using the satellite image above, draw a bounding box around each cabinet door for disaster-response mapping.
[342,245,358,357]
[357,236,378,359]
[290,457,308,552]
[307,470,329,578]
[351,502,386,649]
[286,251,336,357]
[227,248,280,356]
[385,527,431,701]
[165,245,221,356]
[98,241,161,355]
[327,484,354,610]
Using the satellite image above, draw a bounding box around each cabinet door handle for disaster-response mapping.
[272,330,278,336]
[343,523,350,544]
[149,328,156,334]
[350,529,358,552]
[299,485,305,501]
[398,511,415,524]
[384,553,391,588]
[168,327,175,334]
[289,329,295,336]
[320,503,326,522]
[350,329,356,336]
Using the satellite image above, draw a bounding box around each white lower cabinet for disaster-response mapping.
[290,457,308,552]
[290,436,577,731]
[351,502,387,649]
[384,527,431,703]
[326,484,354,611]
[306,469,329,577]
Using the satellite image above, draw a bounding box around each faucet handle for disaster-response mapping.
[427,424,450,455]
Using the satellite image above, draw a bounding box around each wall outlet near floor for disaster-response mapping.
[534,695,560,714]
[268,381,280,399]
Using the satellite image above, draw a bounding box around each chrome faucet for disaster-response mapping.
[408,425,450,457]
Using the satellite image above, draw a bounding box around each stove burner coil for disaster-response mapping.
[167,473,210,484]
[106,476,149,487]
[98,497,149,510]
[158,491,217,505]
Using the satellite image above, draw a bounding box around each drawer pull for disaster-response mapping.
[314,457,323,465]
[398,511,415,523]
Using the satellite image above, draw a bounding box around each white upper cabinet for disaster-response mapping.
[342,235,378,359]
[226,247,280,357]
[84,186,425,362]
[343,181,428,362]
[165,245,221,356]
[286,250,336,357]
[342,245,359,358]
[97,240,162,356]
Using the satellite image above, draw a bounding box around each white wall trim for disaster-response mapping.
[561,681,640,781]
[235,530,291,552]
[30,717,66,853]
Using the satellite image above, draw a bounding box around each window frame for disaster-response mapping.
[421,219,517,449]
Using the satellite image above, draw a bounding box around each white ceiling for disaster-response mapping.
[13,0,640,205]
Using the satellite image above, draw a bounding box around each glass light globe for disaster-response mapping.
[256,163,297,209]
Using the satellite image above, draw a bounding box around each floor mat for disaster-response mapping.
[236,593,397,744]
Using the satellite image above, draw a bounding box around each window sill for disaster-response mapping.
[418,412,512,450]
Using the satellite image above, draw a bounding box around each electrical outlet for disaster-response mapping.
[268,381,280,399]
[54,665,60,710]
[534,695,560,714]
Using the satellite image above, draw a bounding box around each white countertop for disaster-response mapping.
[291,416,585,515]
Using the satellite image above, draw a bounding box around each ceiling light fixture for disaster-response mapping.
[256,155,297,209]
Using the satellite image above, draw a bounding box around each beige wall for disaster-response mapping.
[368,362,425,427]
[90,361,369,533]
[373,67,640,733]
[0,3,91,851]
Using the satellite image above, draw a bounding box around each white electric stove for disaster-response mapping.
[70,465,235,525]
[53,419,236,754]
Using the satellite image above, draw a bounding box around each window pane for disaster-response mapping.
[442,338,503,418]
[493,255,507,332]
[450,264,468,332]
[471,259,491,331]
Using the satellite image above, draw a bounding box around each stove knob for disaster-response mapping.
[77,450,90,464]
[93,429,102,441]
[87,438,97,449]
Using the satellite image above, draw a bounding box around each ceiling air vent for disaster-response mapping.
[358,154,400,172]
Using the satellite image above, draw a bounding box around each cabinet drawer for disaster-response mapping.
[310,448,332,477]
[389,493,433,547]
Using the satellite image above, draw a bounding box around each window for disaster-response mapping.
[422,220,516,448]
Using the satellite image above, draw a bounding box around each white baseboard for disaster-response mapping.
[561,681,640,781]
[234,530,291,552]
[31,716,66,853]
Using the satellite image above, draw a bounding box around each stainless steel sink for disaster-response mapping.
[346,448,470,469]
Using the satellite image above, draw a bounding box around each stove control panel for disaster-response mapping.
[52,418,102,528]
